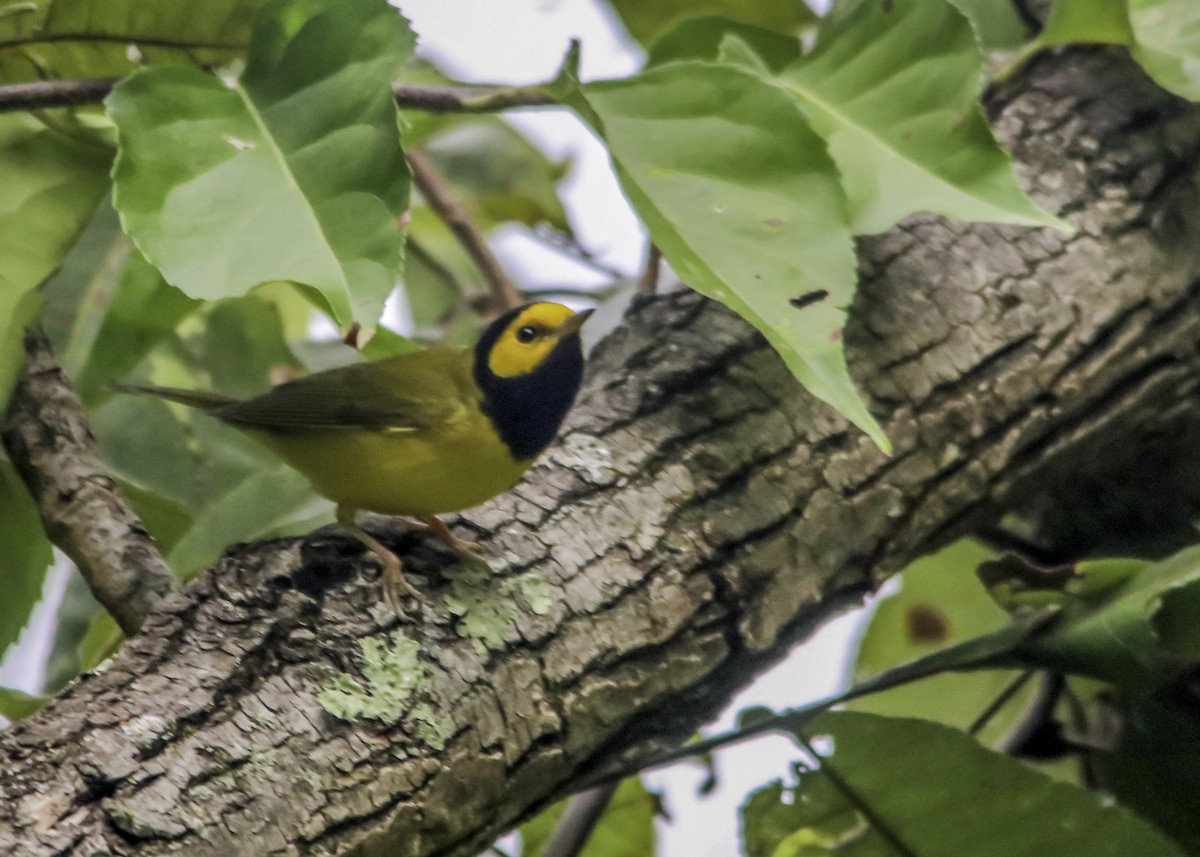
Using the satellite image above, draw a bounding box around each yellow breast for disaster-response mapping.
[250,406,532,517]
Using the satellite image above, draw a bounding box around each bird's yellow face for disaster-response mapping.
[486,302,591,379]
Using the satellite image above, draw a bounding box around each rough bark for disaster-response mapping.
[5,47,1200,857]
[2,329,178,636]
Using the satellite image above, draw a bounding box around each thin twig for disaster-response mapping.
[0,77,556,115]
[540,783,620,857]
[638,243,661,295]
[999,672,1065,756]
[968,669,1035,736]
[408,146,524,313]
[1,329,178,635]
[0,78,118,112]
[527,227,626,279]
[392,83,554,113]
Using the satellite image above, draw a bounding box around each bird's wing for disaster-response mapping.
[211,347,474,432]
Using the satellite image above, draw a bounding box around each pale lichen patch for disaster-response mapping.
[443,561,554,653]
[319,634,420,718]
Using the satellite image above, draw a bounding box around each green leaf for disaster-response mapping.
[42,571,101,693]
[186,294,303,398]
[1099,695,1200,853]
[0,113,112,411]
[1151,576,1200,656]
[1128,0,1200,100]
[646,16,803,70]
[742,711,1186,857]
[947,0,1032,50]
[849,540,1033,744]
[1036,0,1134,47]
[565,61,888,449]
[605,0,818,46]
[0,686,48,721]
[108,0,414,328]
[67,248,199,406]
[521,778,657,857]
[422,118,573,234]
[120,480,194,555]
[1013,546,1200,690]
[0,289,42,415]
[38,200,123,354]
[0,462,52,662]
[779,0,1067,234]
[0,0,270,84]
[166,462,333,579]
[78,610,123,672]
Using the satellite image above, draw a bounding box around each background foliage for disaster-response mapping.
[3,0,1200,853]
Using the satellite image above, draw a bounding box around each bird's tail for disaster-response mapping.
[114,383,240,412]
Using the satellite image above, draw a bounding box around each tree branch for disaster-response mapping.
[541,784,620,857]
[0,329,177,635]
[0,78,556,115]
[408,145,525,312]
[5,48,1200,857]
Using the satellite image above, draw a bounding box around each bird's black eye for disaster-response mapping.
[515,326,538,344]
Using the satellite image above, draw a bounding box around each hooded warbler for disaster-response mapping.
[122,301,592,610]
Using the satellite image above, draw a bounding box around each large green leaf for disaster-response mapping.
[778,0,1066,235]
[0,687,48,721]
[564,59,888,448]
[1013,546,1200,690]
[947,0,1031,50]
[1099,695,1200,853]
[1035,0,1133,47]
[742,712,1186,857]
[1128,0,1200,100]
[849,541,1033,744]
[0,462,53,661]
[108,0,414,328]
[422,118,573,234]
[0,113,112,412]
[605,0,818,47]
[0,0,269,84]
[64,246,198,406]
[645,16,803,70]
[166,462,332,579]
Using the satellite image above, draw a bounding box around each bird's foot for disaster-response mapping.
[417,516,487,564]
[337,506,423,614]
[380,551,424,615]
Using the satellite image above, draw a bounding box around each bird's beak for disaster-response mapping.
[557,308,594,338]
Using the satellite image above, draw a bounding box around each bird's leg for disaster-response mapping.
[419,515,487,563]
[336,506,422,611]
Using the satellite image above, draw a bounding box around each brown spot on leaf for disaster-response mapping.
[764,218,784,229]
[905,604,949,643]
[790,289,830,309]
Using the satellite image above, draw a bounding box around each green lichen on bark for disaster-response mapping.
[318,632,428,721]
[444,561,553,652]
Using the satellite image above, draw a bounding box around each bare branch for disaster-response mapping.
[1,329,177,635]
[0,78,118,112]
[540,784,620,857]
[392,83,555,113]
[0,78,555,115]
[638,244,662,295]
[408,146,525,313]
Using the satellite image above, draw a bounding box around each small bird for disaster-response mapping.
[121,301,592,611]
